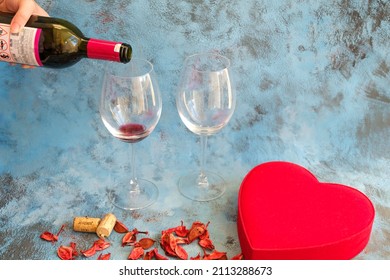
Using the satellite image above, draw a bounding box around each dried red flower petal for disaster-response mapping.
[203,250,227,260]
[143,250,154,260]
[153,248,169,260]
[160,221,216,260]
[40,231,59,242]
[175,230,189,238]
[57,246,73,260]
[137,238,155,250]
[174,221,189,237]
[94,239,110,251]
[198,227,210,240]
[161,221,188,236]
[175,237,189,245]
[97,253,111,260]
[122,231,136,246]
[198,237,215,250]
[174,245,188,260]
[70,242,77,251]
[160,232,176,257]
[81,245,96,258]
[40,224,66,242]
[81,239,110,258]
[57,242,78,260]
[169,233,178,251]
[122,228,148,246]
[114,220,129,233]
[231,252,244,260]
[128,246,144,260]
[190,253,202,260]
[143,248,168,260]
[187,221,209,243]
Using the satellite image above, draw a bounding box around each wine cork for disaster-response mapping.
[96,213,117,238]
[73,216,101,233]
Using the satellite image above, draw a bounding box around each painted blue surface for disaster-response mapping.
[0,0,389,259]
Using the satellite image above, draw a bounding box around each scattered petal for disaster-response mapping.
[128,246,144,260]
[114,220,129,233]
[97,253,111,260]
[122,231,136,246]
[198,238,215,250]
[40,224,66,243]
[137,238,155,250]
[187,221,208,243]
[81,246,96,258]
[57,243,77,260]
[231,252,244,260]
[203,250,228,260]
[174,245,188,260]
[190,253,202,260]
[94,239,111,251]
[40,231,58,242]
[153,248,169,260]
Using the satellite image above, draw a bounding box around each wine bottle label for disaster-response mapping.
[87,38,122,62]
[0,23,42,66]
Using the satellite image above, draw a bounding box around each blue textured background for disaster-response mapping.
[1,0,389,259]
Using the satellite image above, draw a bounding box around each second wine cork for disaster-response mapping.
[73,216,101,233]
[96,213,117,238]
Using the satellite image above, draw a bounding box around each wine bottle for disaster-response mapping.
[0,12,132,68]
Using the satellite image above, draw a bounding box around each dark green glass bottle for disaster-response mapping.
[0,12,132,68]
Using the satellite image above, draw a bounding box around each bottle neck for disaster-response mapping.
[86,38,132,63]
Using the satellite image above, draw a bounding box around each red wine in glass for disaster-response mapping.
[117,123,147,143]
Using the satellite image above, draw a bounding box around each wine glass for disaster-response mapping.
[100,58,162,210]
[176,52,236,201]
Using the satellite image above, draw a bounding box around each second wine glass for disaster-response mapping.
[100,58,162,210]
[176,52,236,201]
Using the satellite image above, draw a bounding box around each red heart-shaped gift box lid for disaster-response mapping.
[237,161,375,260]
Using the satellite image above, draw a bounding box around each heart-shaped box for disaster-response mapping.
[237,161,375,259]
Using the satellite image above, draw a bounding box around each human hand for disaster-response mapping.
[0,0,49,33]
[0,0,49,68]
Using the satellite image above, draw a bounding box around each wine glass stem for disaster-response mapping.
[198,134,209,187]
[129,143,140,193]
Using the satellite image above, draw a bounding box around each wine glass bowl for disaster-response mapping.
[100,58,162,210]
[176,52,236,201]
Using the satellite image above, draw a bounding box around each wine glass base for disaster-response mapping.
[178,171,226,202]
[108,178,158,210]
